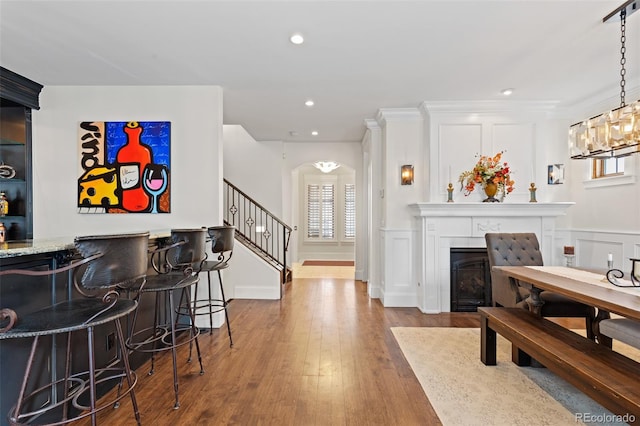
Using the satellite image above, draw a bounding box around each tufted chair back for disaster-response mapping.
[485,233,543,307]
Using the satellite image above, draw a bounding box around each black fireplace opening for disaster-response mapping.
[450,247,492,312]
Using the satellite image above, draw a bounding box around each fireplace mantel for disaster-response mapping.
[410,202,575,217]
[409,202,574,313]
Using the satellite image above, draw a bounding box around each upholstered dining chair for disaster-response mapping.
[0,231,148,425]
[598,317,640,350]
[485,232,597,340]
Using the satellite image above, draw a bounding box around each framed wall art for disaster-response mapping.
[78,121,170,213]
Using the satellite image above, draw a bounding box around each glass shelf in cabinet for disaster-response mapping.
[0,138,26,146]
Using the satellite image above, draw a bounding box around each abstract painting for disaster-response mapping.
[78,121,170,213]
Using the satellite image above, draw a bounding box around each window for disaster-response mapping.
[305,174,355,242]
[344,184,355,239]
[307,183,335,239]
[592,157,624,179]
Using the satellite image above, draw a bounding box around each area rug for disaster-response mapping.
[302,260,354,266]
[391,327,638,426]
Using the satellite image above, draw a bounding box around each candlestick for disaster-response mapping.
[447,183,454,203]
[529,182,537,203]
[607,253,613,269]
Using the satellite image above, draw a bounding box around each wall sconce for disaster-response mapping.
[547,164,565,185]
[401,165,414,185]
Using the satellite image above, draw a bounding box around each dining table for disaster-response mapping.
[493,265,640,321]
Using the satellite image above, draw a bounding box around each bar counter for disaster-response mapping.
[0,237,75,259]
[0,230,172,263]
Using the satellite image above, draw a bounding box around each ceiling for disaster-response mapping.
[1,0,638,143]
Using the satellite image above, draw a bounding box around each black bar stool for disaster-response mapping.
[186,225,235,347]
[125,228,207,410]
[0,231,149,425]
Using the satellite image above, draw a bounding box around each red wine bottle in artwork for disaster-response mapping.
[117,122,152,212]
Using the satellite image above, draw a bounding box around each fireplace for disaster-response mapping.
[410,202,573,313]
[450,247,491,312]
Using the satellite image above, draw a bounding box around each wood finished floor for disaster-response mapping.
[85,276,481,425]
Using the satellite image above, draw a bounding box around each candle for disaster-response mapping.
[448,166,452,184]
[531,164,535,184]
[608,253,613,262]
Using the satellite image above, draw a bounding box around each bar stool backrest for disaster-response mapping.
[209,226,235,253]
[168,228,208,270]
[74,231,150,290]
[208,225,235,267]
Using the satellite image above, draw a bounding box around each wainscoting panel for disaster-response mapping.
[382,229,415,307]
[566,229,640,272]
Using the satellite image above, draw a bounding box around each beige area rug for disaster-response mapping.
[291,262,355,279]
[392,327,640,426]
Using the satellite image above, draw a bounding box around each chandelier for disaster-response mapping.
[568,1,640,159]
[313,161,340,173]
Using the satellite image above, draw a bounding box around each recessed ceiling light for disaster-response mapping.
[501,88,514,96]
[290,33,304,45]
[311,131,319,136]
[305,100,315,107]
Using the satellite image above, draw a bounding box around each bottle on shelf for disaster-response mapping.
[0,192,8,216]
[12,189,24,216]
[7,222,19,240]
[0,222,6,243]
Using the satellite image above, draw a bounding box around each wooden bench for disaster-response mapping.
[478,307,640,422]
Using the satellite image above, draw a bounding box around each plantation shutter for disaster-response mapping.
[321,184,335,238]
[307,184,320,238]
[344,184,355,239]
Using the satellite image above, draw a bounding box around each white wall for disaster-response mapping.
[32,85,223,237]
[422,101,559,204]
[363,120,382,293]
[377,109,424,230]
[223,125,284,217]
[375,109,424,306]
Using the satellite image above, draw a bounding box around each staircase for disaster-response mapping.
[223,179,292,285]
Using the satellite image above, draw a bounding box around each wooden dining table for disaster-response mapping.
[493,265,640,321]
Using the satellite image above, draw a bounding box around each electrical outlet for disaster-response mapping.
[106,332,115,351]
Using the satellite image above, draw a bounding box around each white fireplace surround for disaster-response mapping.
[410,202,574,313]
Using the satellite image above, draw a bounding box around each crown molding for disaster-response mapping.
[375,107,422,126]
[364,118,380,130]
[420,100,560,115]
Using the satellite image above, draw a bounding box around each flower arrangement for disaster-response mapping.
[458,151,514,201]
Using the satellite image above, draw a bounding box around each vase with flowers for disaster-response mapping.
[458,151,515,202]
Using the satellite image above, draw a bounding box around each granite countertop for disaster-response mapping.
[0,238,76,259]
[0,230,171,259]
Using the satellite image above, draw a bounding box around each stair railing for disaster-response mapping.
[223,179,292,284]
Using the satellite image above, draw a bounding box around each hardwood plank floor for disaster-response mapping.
[84,276,481,425]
